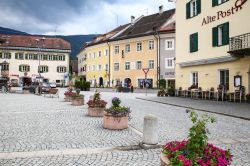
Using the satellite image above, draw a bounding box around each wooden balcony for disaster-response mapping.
[228,33,250,56]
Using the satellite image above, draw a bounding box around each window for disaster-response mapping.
[191,72,198,86]
[165,39,174,50]
[190,33,198,52]
[15,53,24,60]
[93,52,96,58]
[0,53,2,59]
[115,45,119,54]
[148,41,154,50]
[98,65,102,71]
[38,65,49,73]
[125,62,130,70]
[88,65,90,71]
[58,55,65,61]
[92,65,95,71]
[186,0,201,19]
[105,49,109,56]
[149,60,154,69]
[1,63,9,71]
[57,66,66,73]
[213,0,228,6]
[98,51,101,57]
[43,54,48,60]
[165,58,174,68]
[137,42,142,51]
[1,53,11,59]
[53,55,58,61]
[125,44,131,53]
[114,63,119,71]
[105,64,108,71]
[136,61,142,70]
[19,65,30,72]
[219,69,229,90]
[212,22,229,47]
[88,53,91,59]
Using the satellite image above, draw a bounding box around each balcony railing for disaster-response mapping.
[228,33,250,56]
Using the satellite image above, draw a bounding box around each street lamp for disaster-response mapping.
[35,37,46,94]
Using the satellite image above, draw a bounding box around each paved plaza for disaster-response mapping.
[0,89,250,165]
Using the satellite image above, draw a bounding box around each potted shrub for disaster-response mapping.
[71,88,84,106]
[87,91,107,117]
[157,89,167,97]
[246,94,250,103]
[161,111,233,166]
[103,97,131,130]
[64,87,75,102]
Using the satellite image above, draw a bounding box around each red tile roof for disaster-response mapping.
[0,34,71,50]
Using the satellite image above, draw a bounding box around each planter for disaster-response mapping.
[64,95,72,102]
[71,97,84,106]
[160,153,171,166]
[88,107,105,117]
[23,90,29,94]
[103,112,128,130]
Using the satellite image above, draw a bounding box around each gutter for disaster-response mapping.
[107,41,111,87]
[153,30,160,88]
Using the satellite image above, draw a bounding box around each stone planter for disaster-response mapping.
[103,112,128,130]
[64,95,72,102]
[71,97,84,106]
[88,107,105,117]
[160,153,171,166]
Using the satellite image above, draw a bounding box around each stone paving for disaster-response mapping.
[0,89,249,165]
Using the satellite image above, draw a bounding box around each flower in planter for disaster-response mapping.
[162,111,233,166]
[105,97,131,117]
[87,91,107,108]
[64,91,76,96]
[76,88,81,95]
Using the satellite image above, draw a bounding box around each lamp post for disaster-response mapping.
[35,37,46,95]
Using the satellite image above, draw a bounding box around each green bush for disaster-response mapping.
[74,80,90,91]
[158,79,166,89]
[167,85,175,96]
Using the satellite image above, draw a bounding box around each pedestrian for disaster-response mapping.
[130,84,134,93]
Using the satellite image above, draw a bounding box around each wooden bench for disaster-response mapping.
[44,88,59,98]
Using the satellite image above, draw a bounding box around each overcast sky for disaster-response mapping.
[0,0,175,35]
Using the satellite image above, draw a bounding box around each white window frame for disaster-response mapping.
[125,44,131,53]
[148,40,154,50]
[165,39,174,50]
[105,64,108,71]
[137,42,142,51]
[190,0,197,17]
[218,25,223,46]
[149,60,154,69]
[165,58,174,69]
[98,64,101,71]
[98,51,101,57]
[92,65,95,71]
[190,72,198,86]
[114,62,119,71]
[105,49,109,56]
[125,62,130,70]
[136,61,142,70]
[115,45,119,54]
[218,0,227,5]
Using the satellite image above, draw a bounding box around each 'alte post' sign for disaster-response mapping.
[202,0,247,26]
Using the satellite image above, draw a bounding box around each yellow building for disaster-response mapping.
[176,0,250,95]
[110,8,175,88]
[78,25,129,87]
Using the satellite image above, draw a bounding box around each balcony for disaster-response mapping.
[228,33,250,56]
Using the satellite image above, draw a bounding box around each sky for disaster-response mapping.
[0,0,175,35]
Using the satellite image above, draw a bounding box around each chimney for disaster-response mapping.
[131,16,135,24]
[159,5,163,14]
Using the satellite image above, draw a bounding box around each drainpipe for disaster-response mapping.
[107,41,111,87]
[154,30,160,89]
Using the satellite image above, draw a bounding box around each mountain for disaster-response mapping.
[0,27,96,59]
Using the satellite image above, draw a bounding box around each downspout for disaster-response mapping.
[107,41,111,87]
[154,30,160,89]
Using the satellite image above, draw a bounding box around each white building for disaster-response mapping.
[0,34,71,86]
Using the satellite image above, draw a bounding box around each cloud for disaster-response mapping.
[0,0,175,35]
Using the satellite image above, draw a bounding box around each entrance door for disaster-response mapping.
[124,78,131,87]
[99,77,104,87]
[23,77,31,86]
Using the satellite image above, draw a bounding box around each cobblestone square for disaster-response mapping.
[0,89,249,165]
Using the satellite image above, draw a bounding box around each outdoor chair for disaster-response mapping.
[175,87,183,97]
[229,86,245,103]
[44,88,59,98]
[215,85,226,101]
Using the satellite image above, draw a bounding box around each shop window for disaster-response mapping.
[190,33,198,52]
[219,69,229,90]
[213,22,229,47]
[186,0,201,19]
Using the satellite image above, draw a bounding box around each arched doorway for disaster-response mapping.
[99,77,104,87]
[124,78,131,87]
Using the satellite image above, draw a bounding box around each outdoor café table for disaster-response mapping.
[191,89,199,99]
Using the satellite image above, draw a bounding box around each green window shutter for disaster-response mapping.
[212,0,218,7]
[222,22,229,45]
[186,2,191,19]
[15,53,18,59]
[190,33,198,52]
[19,66,21,72]
[197,0,201,14]
[212,27,218,47]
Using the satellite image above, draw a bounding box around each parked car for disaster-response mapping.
[49,82,57,88]
[25,82,39,93]
[10,79,19,87]
[42,82,51,93]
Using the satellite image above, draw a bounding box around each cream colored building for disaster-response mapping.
[0,34,71,86]
[176,0,250,94]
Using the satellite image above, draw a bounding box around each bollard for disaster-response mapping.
[142,114,158,145]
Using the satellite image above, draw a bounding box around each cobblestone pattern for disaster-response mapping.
[0,149,160,166]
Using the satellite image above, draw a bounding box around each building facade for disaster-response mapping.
[0,34,71,86]
[176,0,250,93]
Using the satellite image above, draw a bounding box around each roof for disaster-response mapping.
[111,8,175,41]
[84,24,130,48]
[0,34,71,50]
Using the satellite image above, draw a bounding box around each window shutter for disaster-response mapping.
[19,66,21,72]
[212,0,218,7]
[186,2,191,19]
[222,22,229,45]
[194,33,198,52]
[190,33,198,52]
[212,27,218,47]
[197,0,201,14]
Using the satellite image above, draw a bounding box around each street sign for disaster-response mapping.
[142,68,149,74]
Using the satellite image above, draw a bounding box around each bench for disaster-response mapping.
[44,88,59,98]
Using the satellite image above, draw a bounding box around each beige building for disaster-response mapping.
[176,0,250,94]
[0,34,71,86]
